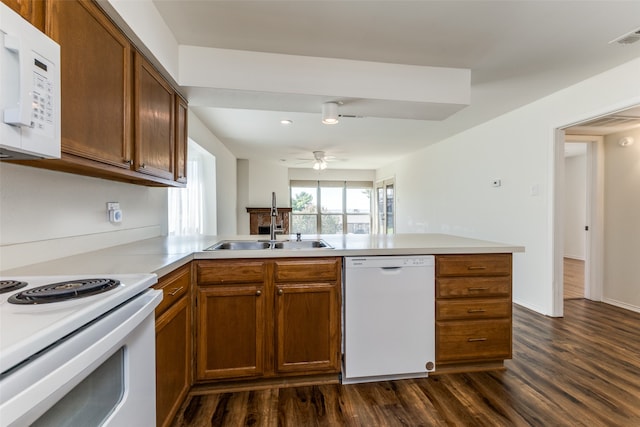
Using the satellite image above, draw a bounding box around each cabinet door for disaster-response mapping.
[2,0,45,30]
[47,0,132,168]
[155,295,190,427]
[174,94,188,184]
[196,285,265,380]
[275,282,340,374]
[134,52,174,180]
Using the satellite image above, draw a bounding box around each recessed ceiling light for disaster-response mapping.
[280,119,293,125]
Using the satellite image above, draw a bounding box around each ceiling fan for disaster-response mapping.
[295,151,339,170]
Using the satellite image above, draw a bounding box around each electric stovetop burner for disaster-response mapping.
[0,280,28,294]
[8,278,121,305]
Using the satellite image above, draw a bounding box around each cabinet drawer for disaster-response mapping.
[436,298,511,320]
[436,254,511,277]
[274,258,340,283]
[196,260,267,285]
[437,276,511,298]
[436,318,511,362]
[154,264,190,317]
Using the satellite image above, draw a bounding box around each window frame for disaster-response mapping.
[290,180,372,235]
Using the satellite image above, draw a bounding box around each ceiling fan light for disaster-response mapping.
[313,159,327,170]
[322,102,339,125]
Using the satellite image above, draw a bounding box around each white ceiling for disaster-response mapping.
[152,0,640,170]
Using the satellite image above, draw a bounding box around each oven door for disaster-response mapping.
[0,289,162,427]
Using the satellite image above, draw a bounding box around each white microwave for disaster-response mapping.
[0,2,60,160]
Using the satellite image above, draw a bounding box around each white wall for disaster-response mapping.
[236,159,290,234]
[377,58,640,315]
[0,163,166,270]
[563,151,587,260]
[603,128,640,311]
[188,111,237,235]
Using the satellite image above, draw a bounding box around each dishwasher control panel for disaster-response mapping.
[345,256,434,268]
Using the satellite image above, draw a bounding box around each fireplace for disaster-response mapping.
[246,207,292,235]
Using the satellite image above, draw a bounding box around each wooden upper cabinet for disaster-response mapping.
[2,0,45,31]
[10,0,187,187]
[134,52,175,181]
[47,0,133,169]
[174,94,188,184]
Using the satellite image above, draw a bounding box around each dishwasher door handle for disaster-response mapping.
[380,266,404,275]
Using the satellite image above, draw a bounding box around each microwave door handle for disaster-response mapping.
[3,35,33,127]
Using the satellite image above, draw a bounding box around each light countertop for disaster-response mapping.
[1,234,524,278]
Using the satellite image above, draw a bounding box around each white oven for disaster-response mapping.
[0,274,161,427]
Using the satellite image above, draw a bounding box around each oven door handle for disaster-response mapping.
[0,289,162,426]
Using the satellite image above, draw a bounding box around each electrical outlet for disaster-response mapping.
[107,202,122,223]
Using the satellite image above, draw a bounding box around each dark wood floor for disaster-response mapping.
[172,300,640,426]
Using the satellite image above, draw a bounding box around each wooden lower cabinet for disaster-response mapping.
[195,257,341,384]
[434,254,512,373]
[196,283,265,380]
[154,264,191,427]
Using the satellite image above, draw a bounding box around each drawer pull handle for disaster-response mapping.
[467,266,487,270]
[468,287,489,291]
[168,286,184,296]
[467,309,486,313]
[468,337,487,342]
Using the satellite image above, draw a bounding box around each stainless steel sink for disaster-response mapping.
[205,240,271,250]
[273,240,332,249]
[204,239,332,250]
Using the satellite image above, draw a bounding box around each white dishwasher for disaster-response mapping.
[343,256,435,384]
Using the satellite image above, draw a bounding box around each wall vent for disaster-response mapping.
[610,27,640,45]
[579,115,640,128]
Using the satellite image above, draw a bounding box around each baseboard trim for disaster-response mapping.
[602,298,640,314]
[190,373,340,395]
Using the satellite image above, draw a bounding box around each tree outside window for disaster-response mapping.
[290,181,371,235]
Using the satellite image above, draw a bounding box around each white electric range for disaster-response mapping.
[0,273,161,426]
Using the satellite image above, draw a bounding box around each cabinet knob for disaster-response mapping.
[255,290,262,296]
[123,159,132,165]
[278,289,284,296]
[140,163,146,169]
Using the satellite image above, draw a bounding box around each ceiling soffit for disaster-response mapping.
[178,46,471,121]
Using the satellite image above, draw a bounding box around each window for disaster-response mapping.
[290,181,372,235]
[168,140,216,235]
[375,178,395,234]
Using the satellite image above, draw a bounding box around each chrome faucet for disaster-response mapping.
[270,192,282,241]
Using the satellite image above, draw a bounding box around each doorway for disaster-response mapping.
[562,141,588,300]
[375,177,395,234]
[553,102,640,316]
[553,133,603,316]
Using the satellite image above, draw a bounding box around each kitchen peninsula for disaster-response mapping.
[1,233,523,427]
